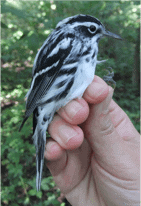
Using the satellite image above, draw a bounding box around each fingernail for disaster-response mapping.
[84,82,106,101]
[102,87,114,112]
[58,125,78,143]
[64,100,83,119]
[97,86,106,97]
[95,87,114,115]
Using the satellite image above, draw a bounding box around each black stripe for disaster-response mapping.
[45,78,74,104]
[33,108,38,134]
[56,79,67,88]
[34,33,64,74]
[33,33,75,75]
[57,78,74,100]
[58,67,77,77]
[66,33,75,39]
[66,15,102,26]
[92,51,95,59]
[82,47,91,56]
[47,65,59,77]
[25,34,74,118]
[94,28,101,36]
[45,96,55,104]
[35,48,67,75]
[65,78,74,93]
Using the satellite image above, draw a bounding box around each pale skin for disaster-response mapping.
[44,76,140,206]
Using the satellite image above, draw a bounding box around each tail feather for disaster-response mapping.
[33,108,38,134]
[34,128,46,191]
[19,116,28,132]
[33,109,51,190]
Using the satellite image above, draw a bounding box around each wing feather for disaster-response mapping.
[24,39,73,120]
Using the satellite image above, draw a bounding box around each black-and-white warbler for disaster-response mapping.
[19,14,122,191]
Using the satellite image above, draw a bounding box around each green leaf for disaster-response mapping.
[26,32,39,51]
[28,189,37,196]
[1,22,8,29]
[1,4,30,19]
[36,191,42,199]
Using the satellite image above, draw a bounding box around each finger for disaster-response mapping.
[83,75,109,104]
[46,138,92,193]
[57,98,89,125]
[83,86,140,181]
[57,76,109,125]
[48,115,84,150]
[45,139,65,161]
[44,139,67,176]
[109,99,140,143]
[82,86,116,149]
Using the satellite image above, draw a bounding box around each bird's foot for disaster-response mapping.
[103,67,116,88]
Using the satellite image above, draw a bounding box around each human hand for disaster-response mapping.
[44,76,140,206]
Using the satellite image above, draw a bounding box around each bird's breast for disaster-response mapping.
[68,56,97,100]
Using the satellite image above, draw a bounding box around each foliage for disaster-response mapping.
[1,1,140,205]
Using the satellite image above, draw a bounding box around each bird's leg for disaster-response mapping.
[103,67,116,88]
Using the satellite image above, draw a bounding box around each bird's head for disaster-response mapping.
[56,14,122,44]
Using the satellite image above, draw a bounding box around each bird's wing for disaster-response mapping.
[19,33,75,131]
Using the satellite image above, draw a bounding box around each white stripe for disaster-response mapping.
[26,60,60,100]
[62,62,78,69]
[48,38,71,58]
[32,36,52,76]
[70,22,99,29]
[56,14,86,28]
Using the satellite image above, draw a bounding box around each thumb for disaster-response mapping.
[83,86,115,142]
[83,85,140,185]
[82,86,120,161]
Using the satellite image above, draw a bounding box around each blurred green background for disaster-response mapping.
[1,1,140,205]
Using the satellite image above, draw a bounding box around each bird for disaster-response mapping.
[19,14,122,191]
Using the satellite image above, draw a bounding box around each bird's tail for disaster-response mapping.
[33,127,47,191]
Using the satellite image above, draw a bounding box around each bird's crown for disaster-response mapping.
[56,14,103,28]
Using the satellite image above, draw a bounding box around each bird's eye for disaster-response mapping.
[89,25,96,33]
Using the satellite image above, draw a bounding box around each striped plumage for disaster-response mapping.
[19,14,121,191]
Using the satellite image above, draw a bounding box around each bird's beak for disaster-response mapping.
[103,30,122,40]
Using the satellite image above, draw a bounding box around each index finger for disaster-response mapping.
[57,75,109,125]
